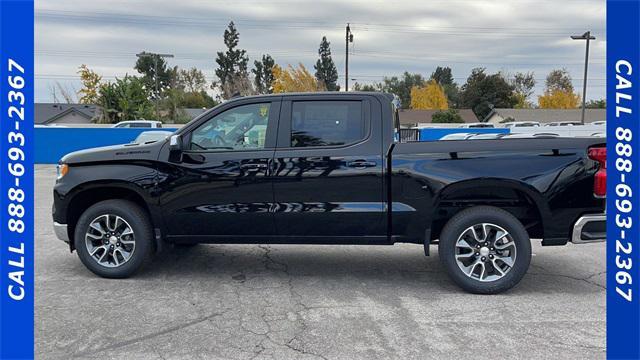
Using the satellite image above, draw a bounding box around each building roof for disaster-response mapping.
[484,108,606,124]
[36,103,98,124]
[398,109,479,125]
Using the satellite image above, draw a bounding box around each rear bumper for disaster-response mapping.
[53,222,69,243]
[571,214,606,244]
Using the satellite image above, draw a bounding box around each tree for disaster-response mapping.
[459,68,517,120]
[134,52,174,98]
[430,66,459,108]
[430,66,454,86]
[545,68,574,92]
[381,72,426,109]
[538,89,580,109]
[410,80,449,110]
[252,54,275,94]
[538,69,580,109]
[77,64,102,104]
[586,99,606,108]
[314,36,339,91]
[160,88,191,123]
[49,82,77,104]
[214,21,252,99]
[352,82,382,92]
[96,75,154,123]
[180,91,218,109]
[272,63,325,93]
[177,67,207,93]
[432,109,464,123]
[511,72,536,109]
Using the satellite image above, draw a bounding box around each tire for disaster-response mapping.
[74,199,154,278]
[438,206,531,294]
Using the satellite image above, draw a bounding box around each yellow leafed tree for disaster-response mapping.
[77,64,102,104]
[410,80,449,110]
[538,89,580,109]
[272,63,326,93]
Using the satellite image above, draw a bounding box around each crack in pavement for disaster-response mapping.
[528,265,606,290]
[71,312,224,358]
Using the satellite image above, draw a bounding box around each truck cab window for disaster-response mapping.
[291,101,363,147]
[190,103,271,151]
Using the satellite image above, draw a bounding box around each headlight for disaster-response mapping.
[56,164,69,180]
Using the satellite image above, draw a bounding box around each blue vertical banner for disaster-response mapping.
[0,0,34,359]
[607,0,640,359]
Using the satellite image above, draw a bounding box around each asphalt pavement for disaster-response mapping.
[35,165,606,359]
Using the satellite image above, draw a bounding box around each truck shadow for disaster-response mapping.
[137,243,605,296]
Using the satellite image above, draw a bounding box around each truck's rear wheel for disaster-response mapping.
[74,200,154,278]
[438,206,531,294]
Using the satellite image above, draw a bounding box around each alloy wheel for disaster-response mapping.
[454,223,517,282]
[85,214,136,268]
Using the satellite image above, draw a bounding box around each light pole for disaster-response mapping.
[136,52,174,119]
[345,24,354,91]
[571,31,595,125]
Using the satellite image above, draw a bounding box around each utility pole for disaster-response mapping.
[345,24,353,91]
[570,31,596,125]
[136,52,174,119]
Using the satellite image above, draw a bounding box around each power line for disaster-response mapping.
[35,50,605,67]
[35,10,605,38]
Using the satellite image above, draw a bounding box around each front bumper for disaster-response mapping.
[571,214,606,244]
[53,222,69,243]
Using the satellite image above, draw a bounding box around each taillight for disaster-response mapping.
[588,147,606,198]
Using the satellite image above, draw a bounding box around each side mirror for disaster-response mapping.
[169,134,182,151]
[168,134,183,162]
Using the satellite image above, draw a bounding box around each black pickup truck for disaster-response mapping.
[52,92,606,293]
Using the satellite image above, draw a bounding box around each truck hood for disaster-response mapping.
[60,140,165,164]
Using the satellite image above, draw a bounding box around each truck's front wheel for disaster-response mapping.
[74,200,154,278]
[438,206,531,294]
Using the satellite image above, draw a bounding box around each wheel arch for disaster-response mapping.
[64,181,160,250]
[430,178,550,241]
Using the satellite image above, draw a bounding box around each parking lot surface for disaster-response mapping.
[35,165,606,359]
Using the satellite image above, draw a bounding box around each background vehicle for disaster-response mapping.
[112,120,163,128]
[131,130,174,144]
[500,133,559,139]
[439,133,475,141]
[53,92,606,294]
[467,133,505,140]
[544,121,583,127]
[503,121,540,128]
[460,123,495,128]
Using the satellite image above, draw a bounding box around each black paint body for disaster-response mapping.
[53,93,606,248]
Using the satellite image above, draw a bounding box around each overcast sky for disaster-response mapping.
[35,0,606,104]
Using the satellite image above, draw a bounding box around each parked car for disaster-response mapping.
[35,124,68,128]
[131,130,174,144]
[113,120,162,128]
[500,133,559,139]
[467,133,505,140]
[544,121,582,127]
[53,92,606,294]
[460,122,495,128]
[503,121,540,128]
[439,133,475,141]
[590,121,606,126]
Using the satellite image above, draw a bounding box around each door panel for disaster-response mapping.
[159,100,279,239]
[272,97,386,238]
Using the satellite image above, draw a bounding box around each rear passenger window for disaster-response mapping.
[291,101,364,147]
